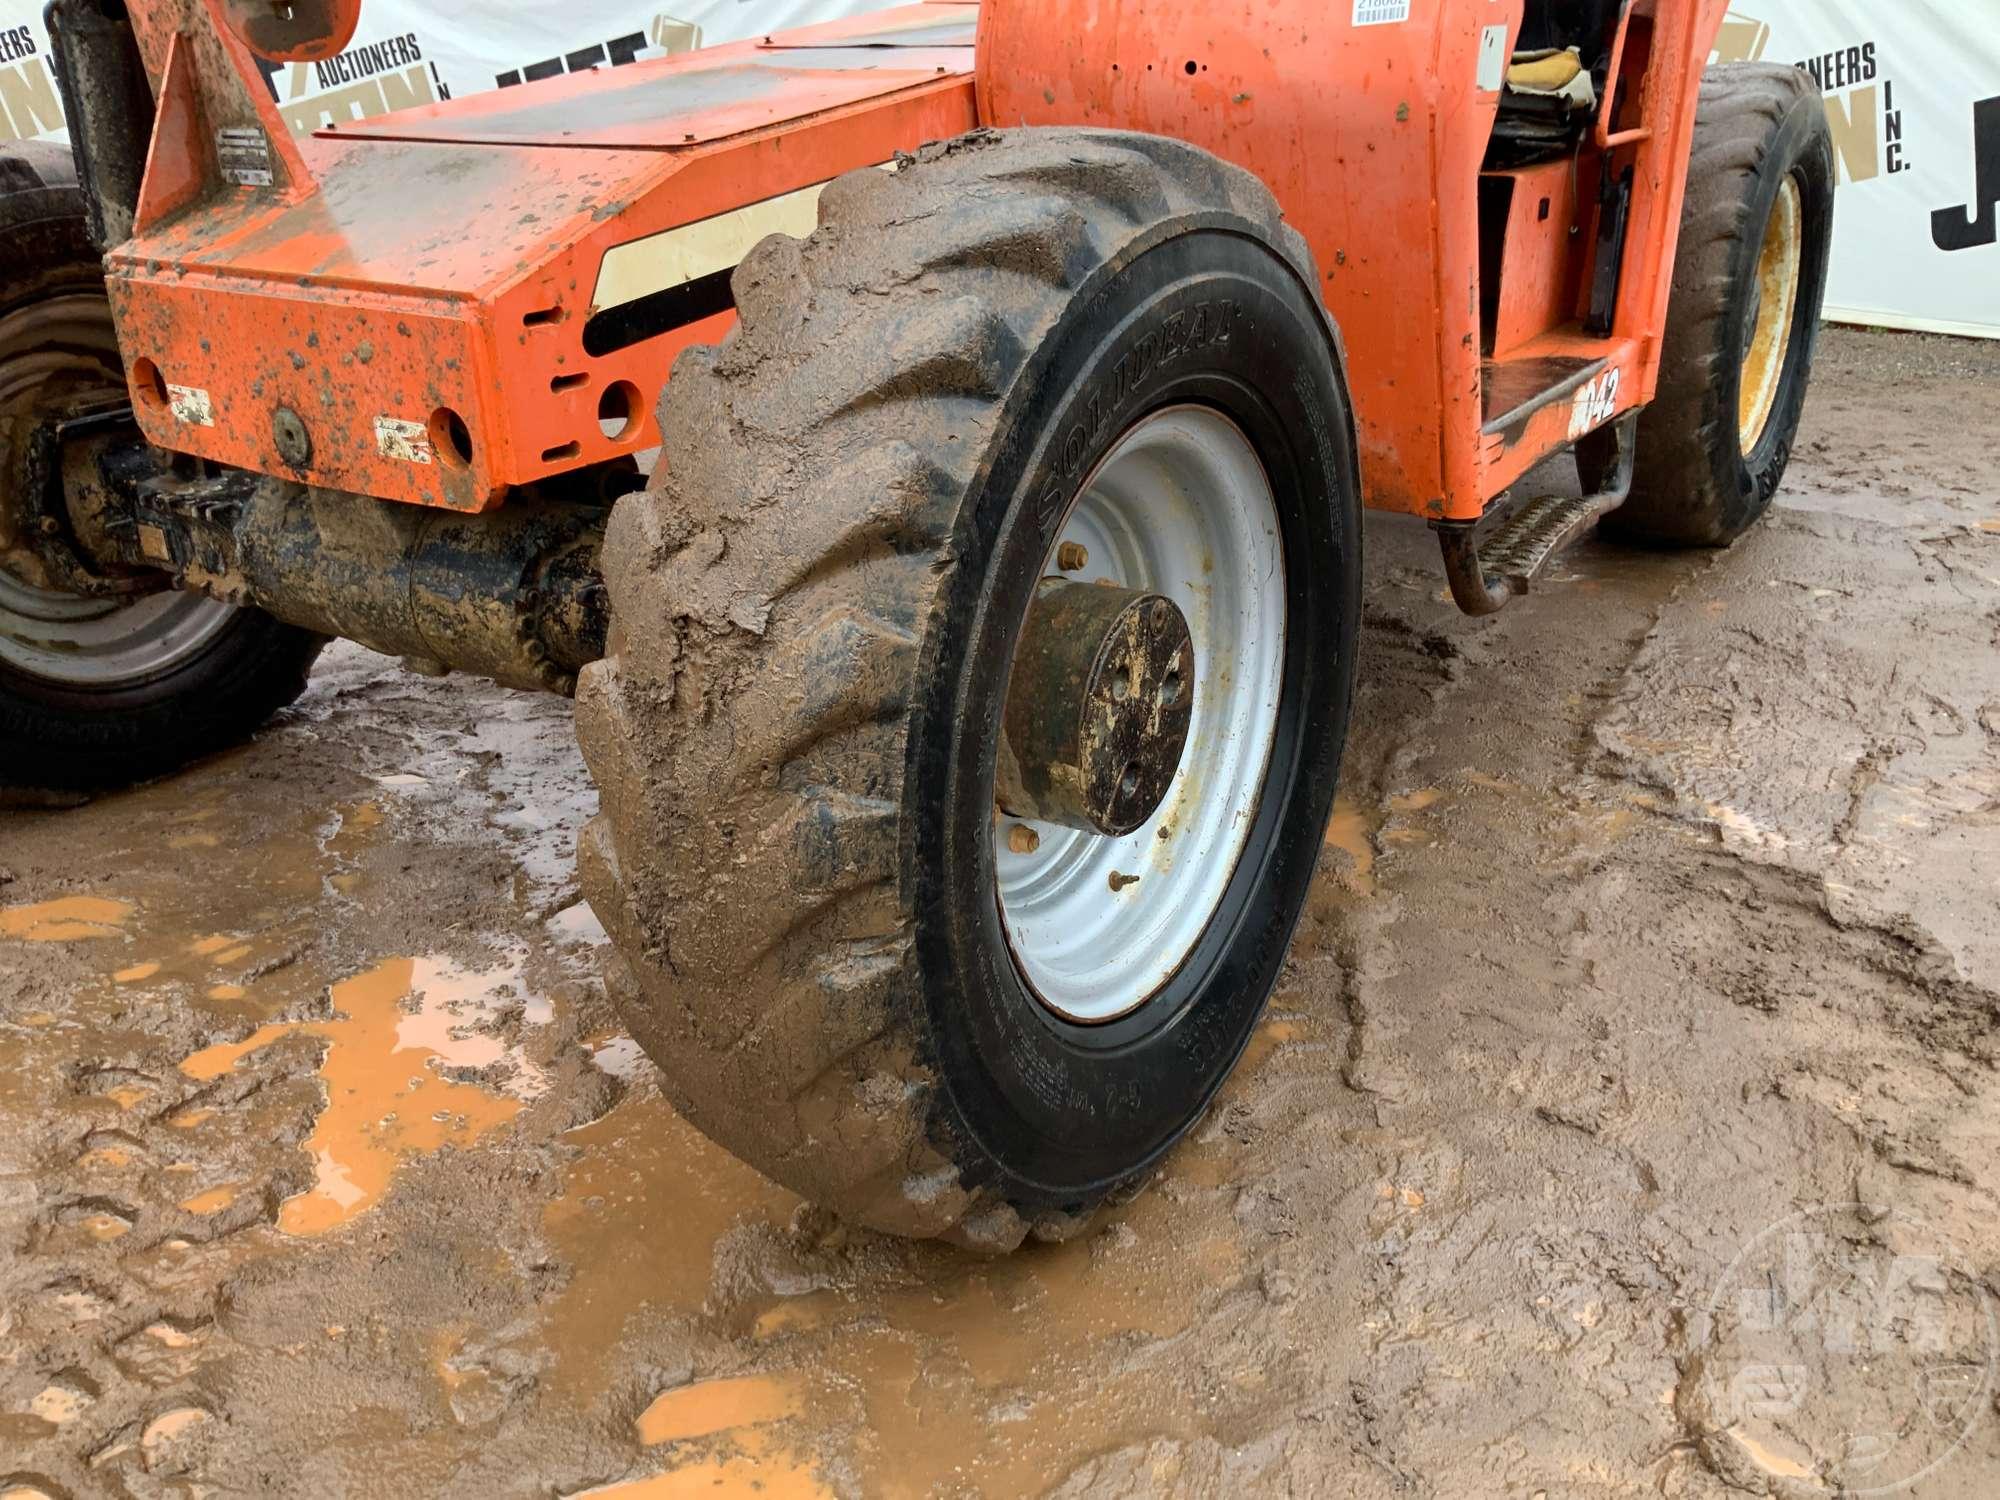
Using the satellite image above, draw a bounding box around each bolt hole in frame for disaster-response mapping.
[130,356,168,412]
[430,407,474,469]
[596,380,642,439]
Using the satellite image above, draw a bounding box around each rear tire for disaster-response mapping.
[576,129,1362,1248]
[0,144,324,792]
[1584,64,1834,546]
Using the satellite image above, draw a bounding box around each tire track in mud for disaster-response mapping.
[0,658,632,1499]
[0,792,400,1493]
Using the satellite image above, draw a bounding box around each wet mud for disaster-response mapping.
[3,327,1998,1496]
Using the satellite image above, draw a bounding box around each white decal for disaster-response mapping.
[1353,0,1411,26]
[166,383,214,426]
[1477,25,1509,92]
[375,416,435,464]
[1569,368,1622,439]
[592,162,894,314]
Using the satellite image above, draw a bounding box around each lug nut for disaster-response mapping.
[1007,824,1040,855]
[1055,540,1089,572]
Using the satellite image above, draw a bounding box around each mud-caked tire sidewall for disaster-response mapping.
[917,231,1360,1209]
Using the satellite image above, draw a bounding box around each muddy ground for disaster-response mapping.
[3,325,1999,1498]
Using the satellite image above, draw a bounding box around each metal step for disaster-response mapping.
[1478,493,1615,588]
[1434,412,1638,617]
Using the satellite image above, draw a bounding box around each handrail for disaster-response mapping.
[1593,1,1642,150]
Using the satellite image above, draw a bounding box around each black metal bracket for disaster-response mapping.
[43,0,157,251]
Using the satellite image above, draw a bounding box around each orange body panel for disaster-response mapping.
[105,0,1728,521]
[980,0,1729,520]
[1485,159,1585,358]
[107,6,979,510]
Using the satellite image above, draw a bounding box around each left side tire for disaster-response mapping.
[576,129,1363,1248]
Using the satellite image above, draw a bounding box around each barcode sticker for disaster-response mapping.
[1353,0,1411,25]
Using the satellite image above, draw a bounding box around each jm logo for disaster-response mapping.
[1933,96,2000,251]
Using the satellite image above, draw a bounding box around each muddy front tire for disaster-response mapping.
[0,143,324,792]
[576,129,1362,1248]
[1584,64,1834,546]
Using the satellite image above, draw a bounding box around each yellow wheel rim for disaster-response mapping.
[1738,174,1803,454]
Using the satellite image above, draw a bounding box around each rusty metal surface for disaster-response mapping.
[72,445,611,692]
[997,580,1195,837]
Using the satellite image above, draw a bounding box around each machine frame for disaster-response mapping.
[72,0,1726,527]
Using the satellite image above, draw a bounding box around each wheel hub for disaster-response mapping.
[997,580,1194,837]
[0,287,238,687]
[993,405,1287,1025]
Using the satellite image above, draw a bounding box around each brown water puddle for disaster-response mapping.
[1323,787,1453,891]
[0,895,133,942]
[536,1088,797,1392]
[180,955,534,1235]
[1322,797,1378,893]
[579,1429,834,1500]
[534,1049,1237,1492]
[636,1373,807,1444]
[753,1194,1227,1496]
[180,1183,242,1215]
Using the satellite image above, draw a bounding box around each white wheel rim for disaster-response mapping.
[1739,173,1803,454]
[0,569,236,686]
[995,406,1286,1024]
[0,280,237,689]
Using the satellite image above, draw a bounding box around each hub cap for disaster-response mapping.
[997,579,1195,837]
[994,406,1286,1024]
[1739,174,1803,454]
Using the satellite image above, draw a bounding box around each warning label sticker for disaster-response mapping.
[375,416,435,464]
[165,384,214,427]
[1353,0,1411,25]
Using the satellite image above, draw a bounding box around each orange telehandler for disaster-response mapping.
[1,0,1833,1248]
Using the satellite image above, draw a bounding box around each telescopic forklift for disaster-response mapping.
[1,0,1833,1247]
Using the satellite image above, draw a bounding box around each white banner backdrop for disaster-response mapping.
[1,2,1995,336]
[1715,3,2000,338]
